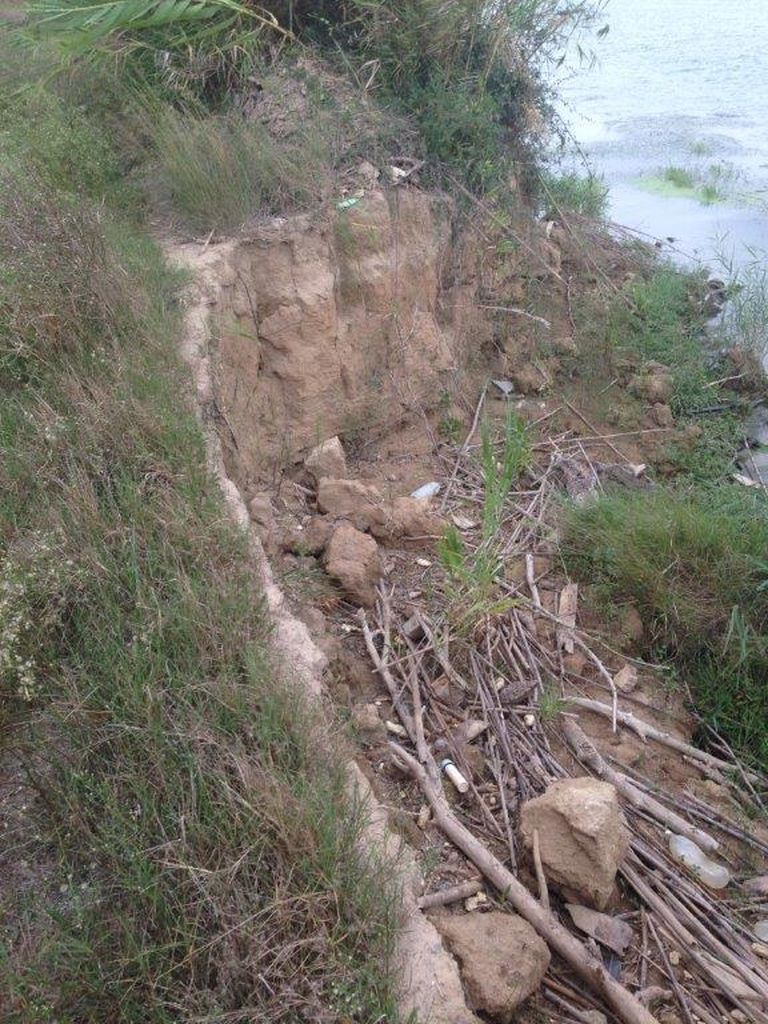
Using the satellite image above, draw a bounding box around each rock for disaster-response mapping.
[510,363,546,395]
[282,515,335,555]
[350,702,385,741]
[613,663,638,694]
[652,403,674,428]
[357,160,380,186]
[745,403,768,447]
[331,648,380,699]
[618,604,644,645]
[368,496,445,543]
[324,521,383,606]
[317,477,382,528]
[433,911,550,1022]
[317,479,445,542]
[302,515,335,554]
[248,492,278,552]
[305,436,348,484]
[520,778,630,909]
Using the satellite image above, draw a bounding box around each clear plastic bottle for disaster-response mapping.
[754,920,768,942]
[667,833,730,889]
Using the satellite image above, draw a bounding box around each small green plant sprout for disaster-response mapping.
[438,409,530,622]
[538,683,567,722]
[439,414,463,443]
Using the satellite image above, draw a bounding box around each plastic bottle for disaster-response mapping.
[667,833,730,889]
[411,482,441,499]
[754,920,768,942]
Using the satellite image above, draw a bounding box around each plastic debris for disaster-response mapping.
[754,920,768,942]
[440,758,469,794]
[492,379,515,397]
[667,833,730,889]
[336,195,362,210]
[411,481,441,499]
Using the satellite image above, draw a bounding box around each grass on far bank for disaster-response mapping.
[0,72,399,1024]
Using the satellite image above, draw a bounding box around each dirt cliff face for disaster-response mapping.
[208,187,490,484]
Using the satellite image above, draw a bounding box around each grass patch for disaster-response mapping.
[562,488,768,768]
[541,170,608,219]
[637,161,739,207]
[27,0,604,199]
[575,264,715,416]
[0,65,399,1024]
[149,107,331,232]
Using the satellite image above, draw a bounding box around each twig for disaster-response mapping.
[417,878,483,910]
[440,383,488,511]
[532,828,551,910]
[526,552,542,610]
[477,303,552,329]
[565,400,631,465]
[646,915,697,1024]
[358,608,416,744]
[566,697,762,782]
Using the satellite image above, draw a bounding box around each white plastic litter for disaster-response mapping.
[440,758,469,794]
[754,920,768,942]
[667,833,730,889]
[411,481,441,499]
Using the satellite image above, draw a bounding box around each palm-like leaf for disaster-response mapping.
[28,0,288,48]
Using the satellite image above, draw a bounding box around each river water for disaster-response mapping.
[558,0,768,269]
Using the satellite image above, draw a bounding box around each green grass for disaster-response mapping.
[637,161,739,207]
[26,0,603,199]
[438,409,530,623]
[149,107,331,232]
[0,62,399,1024]
[542,170,609,219]
[596,266,717,415]
[562,487,768,769]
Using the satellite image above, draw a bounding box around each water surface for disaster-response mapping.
[558,0,768,267]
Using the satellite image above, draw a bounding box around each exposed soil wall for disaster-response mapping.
[207,188,493,485]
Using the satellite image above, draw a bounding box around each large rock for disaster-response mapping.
[368,496,445,543]
[305,436,348,484]
[210,190,492,482]
[317,478,444,541]
[520,778,630,909]
[317,477,383,529]
[324,521,383,606]
[433,912,550,1022]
